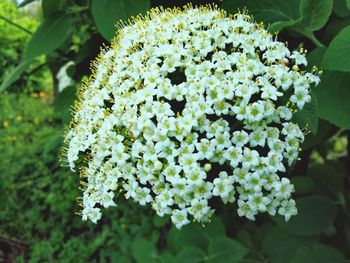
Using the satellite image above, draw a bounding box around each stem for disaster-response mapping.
[0,15,33,35]
[346,132,350,180]
[156,221,171,251]
[67,5,89,14]
[306,32,325,48]
[48,63,61,98]
[27,62,48,75]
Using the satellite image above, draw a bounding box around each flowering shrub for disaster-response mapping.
[63,5,321,229]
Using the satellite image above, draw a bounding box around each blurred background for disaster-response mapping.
[0,0,350,262]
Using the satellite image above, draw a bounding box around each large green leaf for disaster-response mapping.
[273,195,338,236]
[347,0,350,9]
[333,0,350,18]
[0,59,34,92]
[91,0,150,41]
[307,47,327,66]
[290,176,315,194]
[308,161,345,198]
[131,238,157,263]
[206,236,248,263]
[316,71,350,129]
[201,216,226,237]
[222,0,301,32]
[262,227,317,263]
[298,0,332,32]
[322,25,350,72]
[292,91,319,134]
[166,224,208,253]
[24,12,73,60]
[175,247,206,262]
[53,85,76,123]
[308,47,350,129]
[289,244,345,263]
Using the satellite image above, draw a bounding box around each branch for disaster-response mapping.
[306,32,325,48]
[0,15,33,35]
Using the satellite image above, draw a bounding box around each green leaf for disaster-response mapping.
[289,244,345,263]
[202,216,226,237]
[175,247,206,262]
[159,252,177,263]
[290,176,315,194]
[308,47,350,129]
[273,195,338,236]
[290,0,332,45]
[206,236,248,263]
[307,47,327,67]
[316,71,350,129]
[53,85,76,123]
[0,59,34,92]
[221,0,301,33]
[262,227,317,263]
[298,0,332,32]
[347,0,350,9]
[91,0,150,41]
[24,12,73,60]
[131,238,157,263]
[166,224,208,253]
[292,91,318,134]
[333,0,350,18]
[322,25,350,72]
[308,161,345,198]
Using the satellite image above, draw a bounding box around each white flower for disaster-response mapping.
[157,190,174,208]
[188,199,213,222]
[237,200,256,221]
[248,193,270,212]
[242,148,260,169]
[278,199,298,221]
[82,207,102,224]
[171,209,190,229]
[63,5,320,229]
[213,172,235,202]
[273,178,294,199]
[136,187,153,206]
[231,131,249,147]
[290,51,308,66]
[260,81,283,101]
[249,129,267,148]
[224,146,243,168]
[290,86,311,109]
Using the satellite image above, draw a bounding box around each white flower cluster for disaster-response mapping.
[63,6,320,229]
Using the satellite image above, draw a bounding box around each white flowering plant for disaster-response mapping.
[62,5,321,229]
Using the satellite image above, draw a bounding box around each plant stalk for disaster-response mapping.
[0,15,33,35]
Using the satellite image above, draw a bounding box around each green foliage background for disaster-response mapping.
[0,0,350,262]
